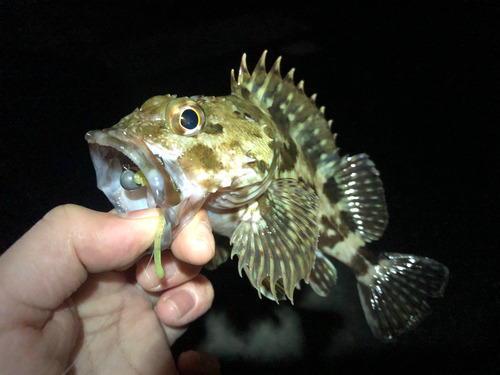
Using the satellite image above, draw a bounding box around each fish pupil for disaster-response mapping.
[180,108,199,130]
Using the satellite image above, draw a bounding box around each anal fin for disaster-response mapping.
[356,252,449,341]
[309,251,338,297]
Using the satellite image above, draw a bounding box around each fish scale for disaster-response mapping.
[86,51,449,341]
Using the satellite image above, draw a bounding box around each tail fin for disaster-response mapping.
[356,253,449,341]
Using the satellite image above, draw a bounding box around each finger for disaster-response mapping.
[136,250,202,292]
[177,350,221,375]
[0,204,160,317]
[171,209,215,266]
[156,274,214,329]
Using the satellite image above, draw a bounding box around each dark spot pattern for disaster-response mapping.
[256,160,268,174]
[229,140,241,149]
[340,210,358,233]
[318,216,345,249]
[185,143,220,170]
[279,139,298,172]
[204,123,223,134]
[268,104,290,133]
[241,88,251,100]
[350,252,369,276]
[263,124,275,139]
[247,128,262,139]
[323,176,343,204]
[358,247,380,265]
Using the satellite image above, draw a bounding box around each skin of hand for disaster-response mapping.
[0,204,220,375]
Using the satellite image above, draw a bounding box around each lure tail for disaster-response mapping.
[356,252,449,341]
[153,215,167,279]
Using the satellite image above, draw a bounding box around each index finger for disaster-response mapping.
[0,204,159,318]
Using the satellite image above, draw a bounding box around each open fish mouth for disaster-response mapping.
[85,129,181,215]
[86,128,185,275]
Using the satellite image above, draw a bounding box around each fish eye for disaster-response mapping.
[180,108,201,130]
[169,102,206,136]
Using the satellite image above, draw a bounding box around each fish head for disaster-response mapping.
[86,93,278,244]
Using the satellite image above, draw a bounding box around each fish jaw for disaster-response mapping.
[85,128,208,249]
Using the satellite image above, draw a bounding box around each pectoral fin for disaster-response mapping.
[230,178,320,303]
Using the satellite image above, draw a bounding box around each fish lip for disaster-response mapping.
[85,128,180,212]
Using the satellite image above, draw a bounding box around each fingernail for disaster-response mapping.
[196,220,212,245]
[121,208,161,220]
[163,290,195,320]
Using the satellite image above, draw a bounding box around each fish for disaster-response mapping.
[86,51,449,341]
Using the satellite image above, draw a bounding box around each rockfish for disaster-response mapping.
[86,51,449,340]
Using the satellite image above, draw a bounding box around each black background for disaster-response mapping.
[1,1,498,374]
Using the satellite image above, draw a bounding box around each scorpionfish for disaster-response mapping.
[86,51,449,340]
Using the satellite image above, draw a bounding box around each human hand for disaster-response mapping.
[0,204,220,375]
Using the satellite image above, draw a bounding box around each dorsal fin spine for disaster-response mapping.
[248,51,267,96]
[297,80,305,94]
[238,53,250,86]
[230,69,237,94]
[284,68,295,84]
[258,56,283,103]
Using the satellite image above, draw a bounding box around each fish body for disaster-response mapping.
[86,51,449,340]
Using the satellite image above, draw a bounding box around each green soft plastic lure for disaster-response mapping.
[130,170,165,278]
[154,215,166,279]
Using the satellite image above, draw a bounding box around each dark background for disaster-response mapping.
[1,1,498,374]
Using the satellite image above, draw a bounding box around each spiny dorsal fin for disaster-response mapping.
[231,51,338,168]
